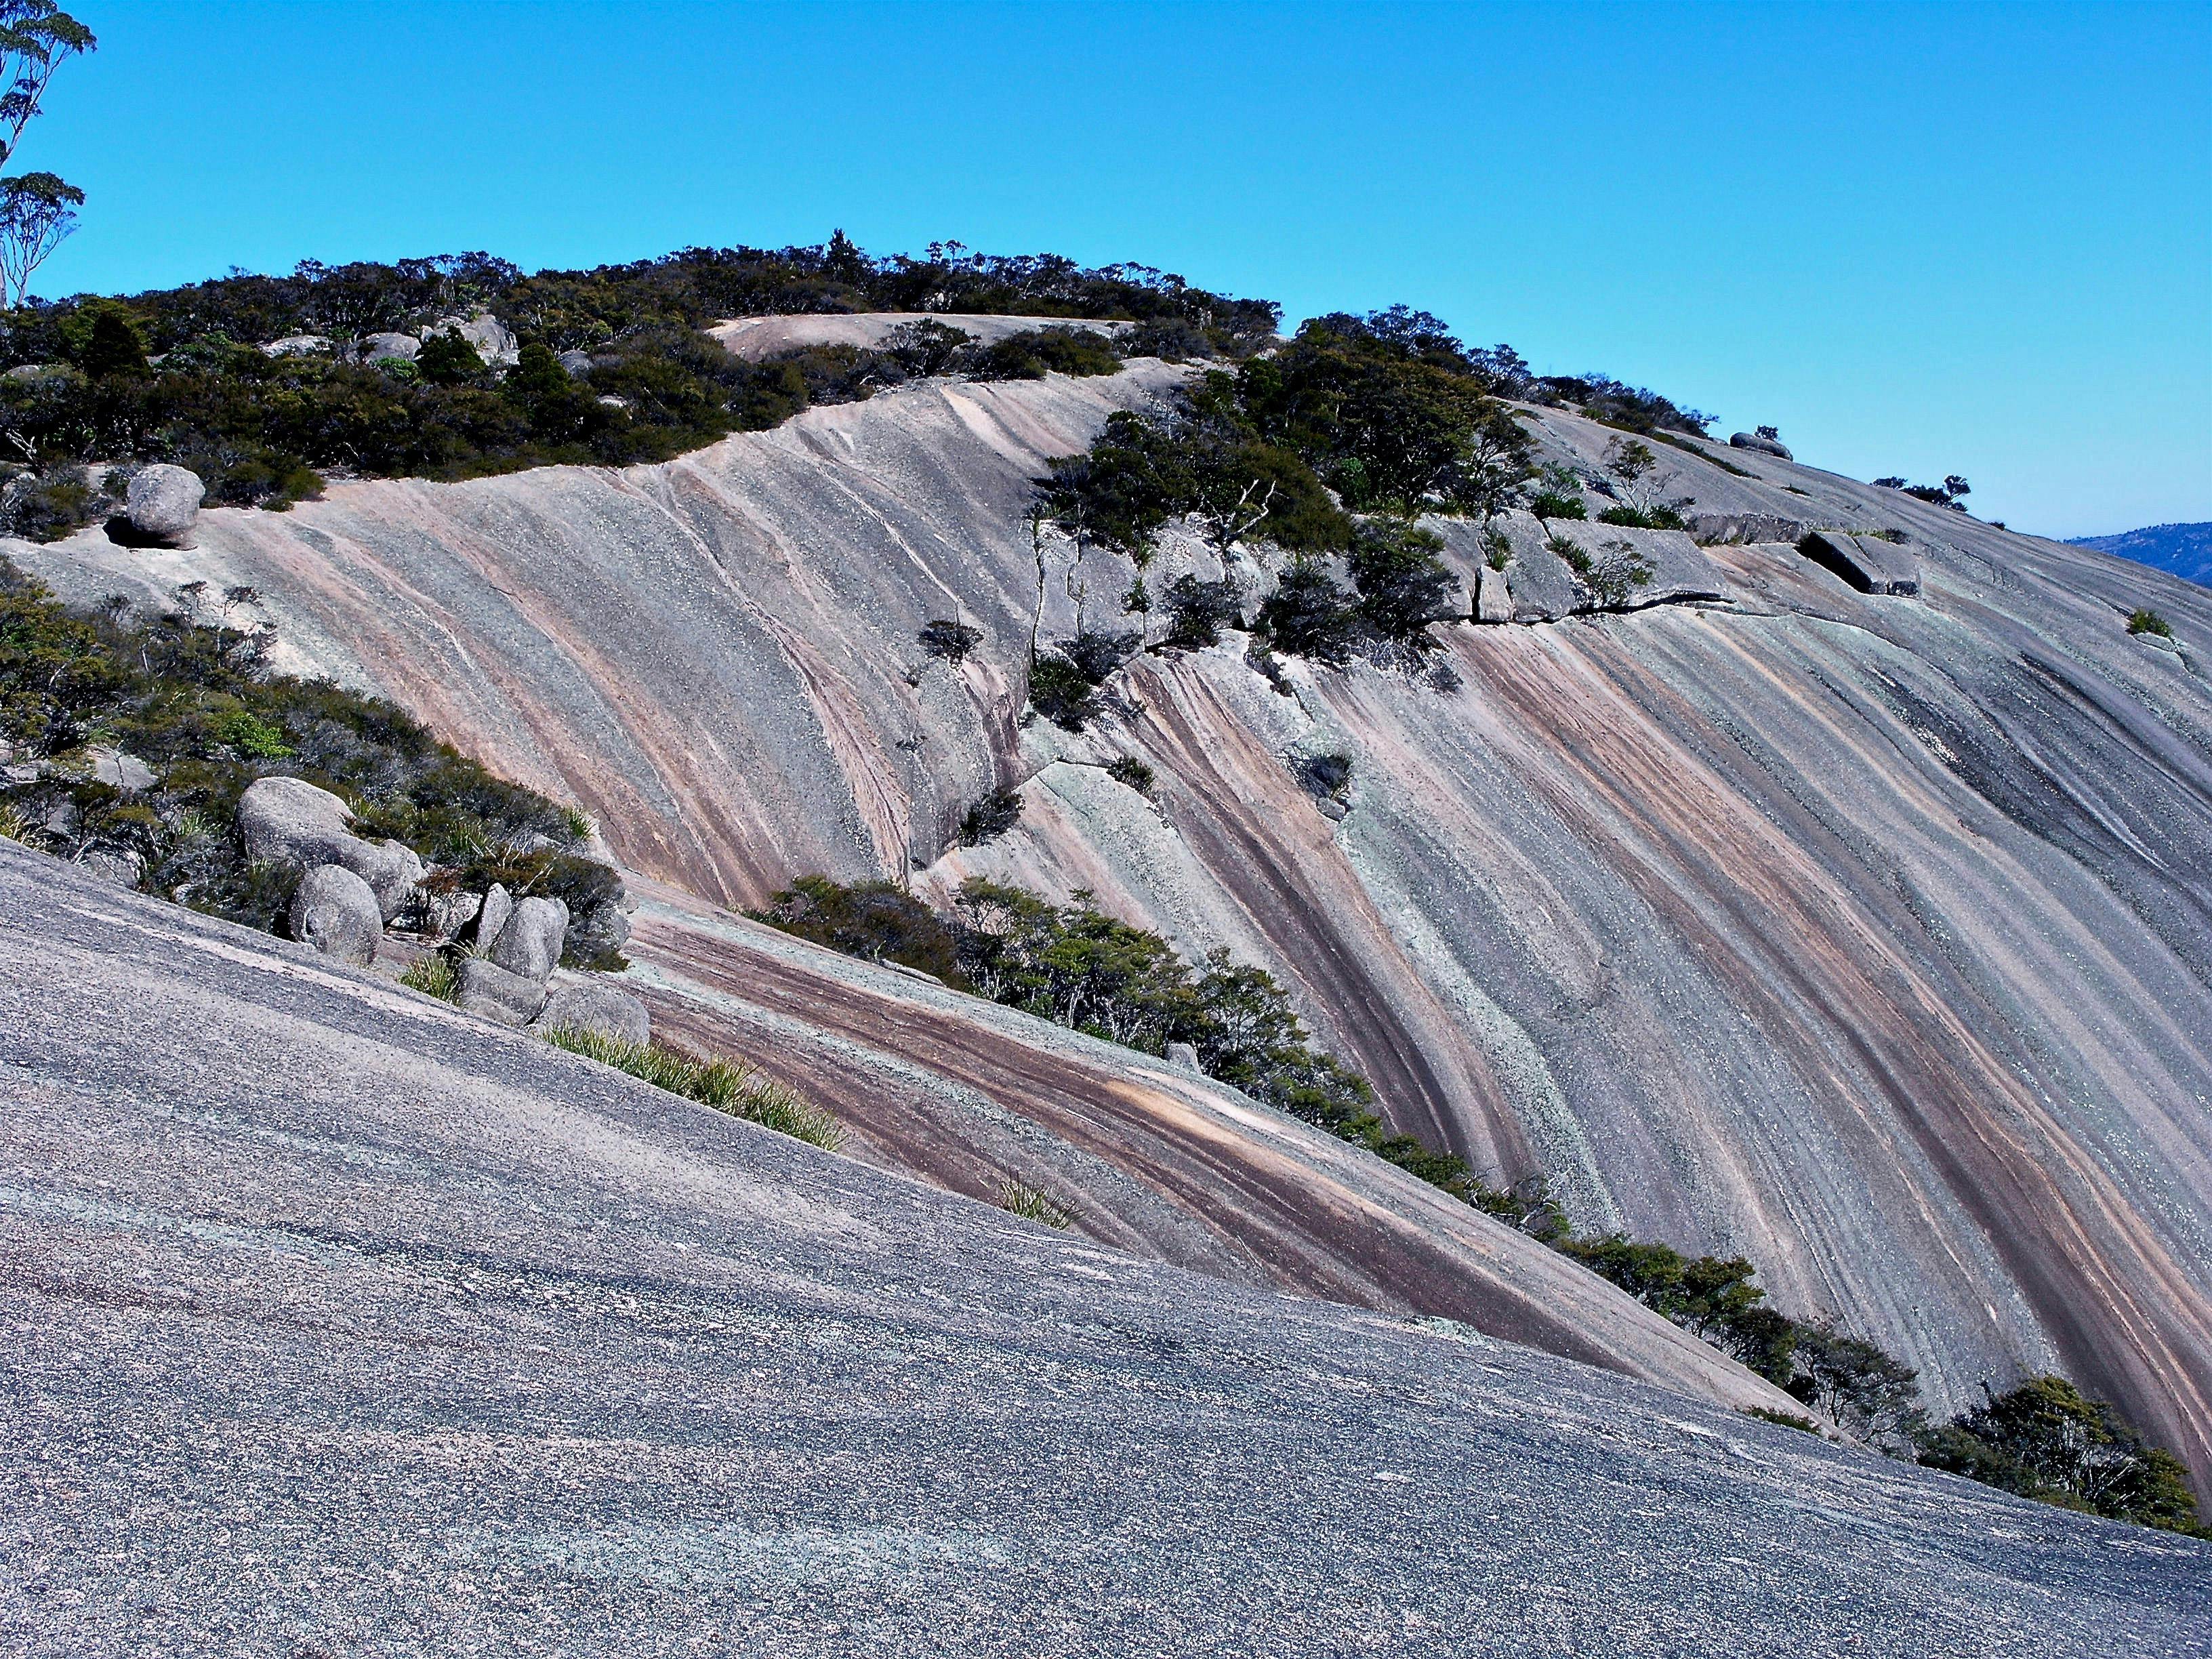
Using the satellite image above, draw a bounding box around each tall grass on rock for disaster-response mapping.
[544,1025,844,1151]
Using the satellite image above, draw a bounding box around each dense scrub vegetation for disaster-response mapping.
[0,235,1274,537]
[756,867,2205,1535]
[0,557,619,960]
[1027,308,1713,684]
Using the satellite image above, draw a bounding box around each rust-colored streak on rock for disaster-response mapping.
[621,899,1801,1410]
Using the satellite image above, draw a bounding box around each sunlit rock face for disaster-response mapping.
[22,333,2211,1485]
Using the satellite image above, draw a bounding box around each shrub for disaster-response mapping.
[1744,1408,1822,1434]
[1,466,99,541]
[995,1178,1073,1229]
[1025,652,1101,729]
[1062,628,1138,683]
[958,788,1024,846]
[1160,574,1244,649]
[968,326,1122,381]
[2127,608,2173,638]
[1348,520,1453,644]
[1918,1377,2205,1536]
[1105,754,1155,794]
[752,873,969,985]
[0,558,609,943]
[1257,557,1356,665]
[1296,752,1353,800]
[918,618,983,663]
[414,329,483,386]
[1595,504,1686,530]
[1529,491,1586,520]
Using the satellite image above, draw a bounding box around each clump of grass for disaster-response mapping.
[398,951,459,1002]
[2128,608,2173,639]
[995,1177,1073,1229]
[1742,1406,1822,1435]
[544,1025,844,1151]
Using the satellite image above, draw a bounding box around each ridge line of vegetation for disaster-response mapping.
[0,234,1266,539]
[754,868,2205,1536]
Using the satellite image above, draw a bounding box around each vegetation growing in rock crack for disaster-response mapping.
[958,788,1024,846]
[995,1178,1073,1229]
[2127,607,2172,638]
[753,865,2207,1535]
[0,557,623,962]
[544,1025,844,1151]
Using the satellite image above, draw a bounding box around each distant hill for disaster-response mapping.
[2068,521,2212,586]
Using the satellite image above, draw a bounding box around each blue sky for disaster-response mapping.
[28,1,2211,537]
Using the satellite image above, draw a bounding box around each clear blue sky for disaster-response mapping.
[28,0,2211,537]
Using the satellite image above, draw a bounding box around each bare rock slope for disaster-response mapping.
[20,338,2212,1488]
[2,846,2205,1656]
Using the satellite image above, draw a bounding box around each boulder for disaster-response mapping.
[359,331,420,363]
[1476,562,1515,624]
[288,863,383,966]
[490,895,569,981]
[125,465,205,548]
[456,956,549,1027]
[1497,512,1584,621]
[476,882,514,951]
[1165,1041,1203,1071]
[87,747,155,792]
[556,349,594,376]
[432,312,519,369]
[77,849,142,890]
[567,897,631,966]
[263,334,331,358]
[531,982,651,1047]
[1796,530,1921,597]
[409,882,480,943]
[237,776,425,921]
[1542,523,1729,610]
[1729,432,1793,461]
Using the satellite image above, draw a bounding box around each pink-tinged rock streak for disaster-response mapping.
[22,345,2212,1484]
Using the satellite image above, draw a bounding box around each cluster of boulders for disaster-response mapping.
[241,776,647,1045]
[261,311,520,370]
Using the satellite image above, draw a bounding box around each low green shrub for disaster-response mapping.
[1105,754,1155,794]
[2127,608,2173,638]
[958,789,1024,846]
[544,1025,844,1151]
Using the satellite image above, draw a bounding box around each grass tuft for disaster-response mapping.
[398,951,459,1002]
[545,1025,844,1151]
[995,1178,1073,1229]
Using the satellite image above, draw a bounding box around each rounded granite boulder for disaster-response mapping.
[125,465,205,547]
[288,863,383,965]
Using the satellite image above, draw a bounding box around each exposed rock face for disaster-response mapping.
[86,747,155,792]
[1730,430,1794,459]
[357,331,420,362]
[287,863,382,964]
[1688,511,1805,546]
[124,464,203,547]
[7,846,2203,1656]
[532,979,650,1046]
[262,333,330,357]
[489,894,567,980]
[23,334,2212,1490]
[432,311,519,367]
[456,955,548,1026]
[711,310,1128,361]
[476,881,513,950]
[1799,528,1922,596]
[236,777,424,920]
